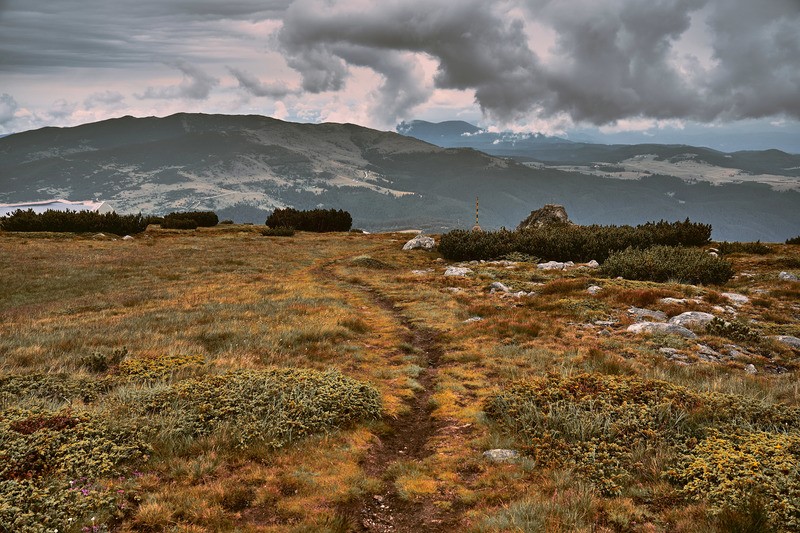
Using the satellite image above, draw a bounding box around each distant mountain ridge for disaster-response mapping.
[1,113,799,241]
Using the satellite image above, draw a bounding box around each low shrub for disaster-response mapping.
[718,241,772,255]
[80,348,128,373]
[122,368,381,449]
[265,208,352,232]
[786,236,800,245]
[117,354,205,381]
[0,374,112,404]
[600,246,734,285]
[484,373,800,528]
[0,209,148,235]
[439,219,712,262]
[262,226,295,237]
[0,406,150,531]
[161,211,218,229]
[704,317,760,342]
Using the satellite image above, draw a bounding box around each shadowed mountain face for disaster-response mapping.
[1,113,799,241]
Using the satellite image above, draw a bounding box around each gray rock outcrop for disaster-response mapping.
[627,322,697,338]
[779,271,798,281]
[516,204,572,231]
[483,449,520,462]
[628,307,668,322]
[774,335,800,349]
[444,266,472,277]
[669,311,715,328]
[403,234,436,251]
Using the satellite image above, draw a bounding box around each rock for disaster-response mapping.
[463,316,483,323]
[411,269,432,275]
[628,307,668,322]
[722,292,750,305]
[446,287,463,294]
[627,322,697,339]
[122,235,134,240]
[483,449,519,462]
[779,271,799,281]
[587,260,600,268]
[402,234,436,251]
[696,344,722,359]
[537,260,568,270]
[587,285,603,295]
[516,204,572,231]
[660,297,688,305]
[444,266,472,277]
[744,364,757,374]
[773,335,800,349]
[594,320,616,327]
[490,281,511,293]
[669,311,715,328]
[659,347,690,362]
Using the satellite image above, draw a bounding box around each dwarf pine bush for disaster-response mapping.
[161,210,218,229]
[438,219,712,262]
[265,207,352,232]
[600,245,734,284]
[0,209,148,235]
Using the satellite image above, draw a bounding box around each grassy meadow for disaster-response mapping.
[1,225,799,532]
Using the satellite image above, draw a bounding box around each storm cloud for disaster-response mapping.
[277,0,800,125]
[0,0,799,133]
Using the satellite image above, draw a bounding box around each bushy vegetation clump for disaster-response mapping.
[0,364,381,530]
[484,373,800,528]
[786,235,800,245]
[718,241,772,255]
[438,219,712,262]
[262,226,295,237]
[265,207,352,232]
[600,245,734,284]
[0,406,151,530]
[0,209,148,235]
[121,368,382,449]
[161,210,219,229]
[705,317,760,342]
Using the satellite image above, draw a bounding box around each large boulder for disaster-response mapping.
[516,204,572,231]
[627,322,697,339]
[669,311,715,328]
[403,234,436,251]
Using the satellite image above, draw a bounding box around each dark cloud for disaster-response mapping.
[137,61,219,100]
[278,0,543,123]
[278,0,800,125]
[0,0,292,70]
[0,93,18,125]
[228,67,298,99]
[704,0,800,121]
[1,0,799,129]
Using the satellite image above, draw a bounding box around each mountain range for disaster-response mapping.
[1,113,799,241]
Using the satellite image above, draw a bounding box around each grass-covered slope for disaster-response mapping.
[0,226,798,531]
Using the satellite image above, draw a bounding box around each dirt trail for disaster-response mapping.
[318,261,459,532]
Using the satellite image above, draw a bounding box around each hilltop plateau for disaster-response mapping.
[1,225,798,531]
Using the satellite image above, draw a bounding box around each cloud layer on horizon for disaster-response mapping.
[1,0,798,134]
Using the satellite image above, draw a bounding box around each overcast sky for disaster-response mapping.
[1,0,799,141]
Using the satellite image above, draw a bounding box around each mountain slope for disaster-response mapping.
[1,113,799,241]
